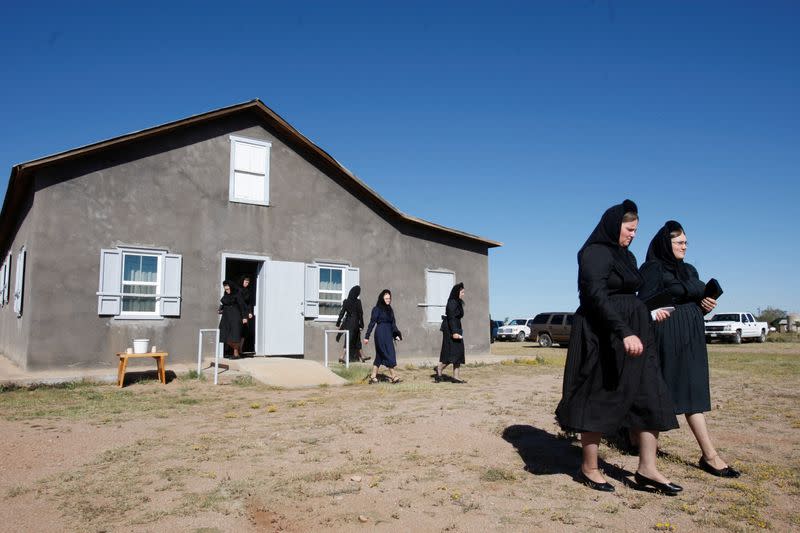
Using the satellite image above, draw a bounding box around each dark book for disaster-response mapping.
[643,290,674,311]
[705,278,723,299]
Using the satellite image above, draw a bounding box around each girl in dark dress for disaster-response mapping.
[364,289,403,384]
[638,221,740,478]
[436,282,466,383]
[218,280,247,359]
[239,275,255,354]
[555,200,681,494]
[336,285,370,363]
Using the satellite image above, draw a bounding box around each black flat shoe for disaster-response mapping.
[452,378,467,384]
[576,470,615,492]
[699,457,741,478]
[434,374,442,383]
[634,472,682,496]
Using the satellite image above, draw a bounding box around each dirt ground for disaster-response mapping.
[1,342,798,532]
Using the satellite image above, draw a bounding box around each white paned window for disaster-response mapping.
[318,265,345,319]
[229,135,271,205]
[97,247,182,319]
[425,270,455,323]
[122,253,160,315]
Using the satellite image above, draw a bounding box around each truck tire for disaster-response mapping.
[705,336,712,344]
[732,330,742,344]
[516,331,526,342]
[758,330,766,343]
[538,333,553,347]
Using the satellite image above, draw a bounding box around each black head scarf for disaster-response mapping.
[646,220,690,281]
[376,289,393,312]
[577,199,640,280]
[448,282,465,304]
[578,199,638,260]
[342,285,361,312]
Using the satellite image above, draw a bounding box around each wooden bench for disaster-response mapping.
[116,352,168,387]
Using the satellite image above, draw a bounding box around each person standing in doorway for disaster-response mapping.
[218,280,247,359]
[436,282,466,383]
[336,285,369,363]
[239,275,255,354]
[364,289,403,383]
[638,220,740,478]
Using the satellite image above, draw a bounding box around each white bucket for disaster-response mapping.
[133,339,150,354]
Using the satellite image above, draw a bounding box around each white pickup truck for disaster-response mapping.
[705,312,768,344]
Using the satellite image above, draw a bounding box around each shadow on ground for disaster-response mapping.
[121,370,177,387]
[502,424,635,486]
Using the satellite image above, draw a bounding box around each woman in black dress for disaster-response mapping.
[335,285,369,363]
[364,289,403,384]
[238,275,255,353]
[555,200,681,494]
[436,282,466,383]
[639,221,740,478]
[218,280,247,359]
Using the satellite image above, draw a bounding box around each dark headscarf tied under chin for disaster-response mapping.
[578,199,638,263]
[448,282,465,304]
[376,289,393,312]
[647,220,689,281]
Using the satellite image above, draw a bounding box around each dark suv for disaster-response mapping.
[530,312,574,347]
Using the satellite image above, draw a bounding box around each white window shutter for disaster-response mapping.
[425,270,454,323]
[345,266,360,297]
[1,254,9,306]
[98,249,122,316]
[160,254,182,317]
[13,248,26,317]
[304,263,319,318]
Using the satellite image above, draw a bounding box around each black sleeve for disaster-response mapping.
[336,305,347,328]
[356,301,364,329]
[637,261,664,304]
[579,245,634,339]
[364,307,378,339]
[446,299,462,335]
[391,312,402,339]
[684,263,709,310]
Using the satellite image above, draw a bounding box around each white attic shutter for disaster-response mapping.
[97,249,122,316]
[13,248,26,317]
[304,263,319,318]
[230,137,270,204]
[345,267,360,296]
[160,253,182,317]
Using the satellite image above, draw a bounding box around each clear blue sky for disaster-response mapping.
[1,1,798,319]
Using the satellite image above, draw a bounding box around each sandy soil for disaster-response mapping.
[1,342,798,532]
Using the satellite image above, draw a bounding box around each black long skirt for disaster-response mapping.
[654,302,711,415]
[555,294,679,434]
[440,332,465,365]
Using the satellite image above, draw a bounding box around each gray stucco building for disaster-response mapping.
[0,100,500,370]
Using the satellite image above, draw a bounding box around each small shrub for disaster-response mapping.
[480,467,517,482]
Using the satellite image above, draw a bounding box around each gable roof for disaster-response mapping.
[0,99,501,252]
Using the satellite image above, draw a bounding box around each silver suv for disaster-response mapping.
[531,312,574,347]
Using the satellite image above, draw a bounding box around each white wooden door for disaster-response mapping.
[263,260,305,355]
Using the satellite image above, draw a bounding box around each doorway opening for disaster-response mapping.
[223,257,262,356]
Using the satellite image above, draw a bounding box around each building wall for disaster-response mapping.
[0,187,37,369]
[12,114,490,369]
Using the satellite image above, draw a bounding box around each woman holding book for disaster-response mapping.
[638,221,740,478]
[555,200,681,494]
